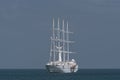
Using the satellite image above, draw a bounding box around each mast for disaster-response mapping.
[49,37,52,62]
[57,18,62,62]
[62,19,65,62]
[57,18,60,47]
[66,21,69,61]
[52,18,55,62]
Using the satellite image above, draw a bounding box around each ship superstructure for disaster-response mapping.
[46,18,78,73]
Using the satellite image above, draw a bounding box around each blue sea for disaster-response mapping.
[0,69,120,80]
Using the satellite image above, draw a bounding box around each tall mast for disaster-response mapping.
[52,18,55,62]
[62,19,65,62]
[66,21,69,61]
[57,18,60,47]
[57,18,62,62]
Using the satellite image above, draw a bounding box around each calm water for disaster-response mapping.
[0,69,120,80]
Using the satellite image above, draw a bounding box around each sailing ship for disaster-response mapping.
[46,18,78,73]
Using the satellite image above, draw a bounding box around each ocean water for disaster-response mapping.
[0,69,120,80]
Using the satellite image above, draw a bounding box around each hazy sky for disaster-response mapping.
[0,0,120,69]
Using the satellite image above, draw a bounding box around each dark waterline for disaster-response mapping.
[0,69,120,80]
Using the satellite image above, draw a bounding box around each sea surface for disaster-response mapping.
[0,69,120,80]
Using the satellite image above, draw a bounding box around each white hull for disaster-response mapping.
[46,61,78,73]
